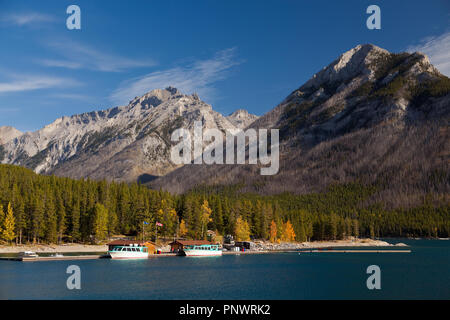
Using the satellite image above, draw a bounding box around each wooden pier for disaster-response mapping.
[0,253,180,262]
[0,255,106,262]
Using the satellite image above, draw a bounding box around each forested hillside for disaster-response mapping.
[0,164,448,244]
[151,45,450,211]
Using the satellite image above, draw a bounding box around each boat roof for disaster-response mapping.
[107,240,155,246]
[169,240,215,246]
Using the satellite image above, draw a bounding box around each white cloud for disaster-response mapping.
[110,48,240,105]
[40,59,83,70]
[49,93,91,101]
[1,12,55,26]
[0,75,80,93]
[407,31,450,76]
[40,41,156,72]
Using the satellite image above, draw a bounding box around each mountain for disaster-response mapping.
[226,109,259,129]
[0,87,258,182]
[0,126,22,144]
[150,44,450,208]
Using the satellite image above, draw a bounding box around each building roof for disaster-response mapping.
[107,240,155,246]
[169,240,213,246]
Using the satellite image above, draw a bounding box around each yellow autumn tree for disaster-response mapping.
[235,216,250,241]
[0,204,4,237]
[179,219,188,238]
[2,203,16,243]
[269,220,277,243]
[93,203,108,241]
[200,200,212,239]
[281,220,296,242]
[158,199,178,238]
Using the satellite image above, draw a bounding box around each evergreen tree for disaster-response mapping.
[56,193,66,243]
[45,193,58,243]
[71,198,81,242]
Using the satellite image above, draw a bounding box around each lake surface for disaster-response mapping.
[0,239,448,299]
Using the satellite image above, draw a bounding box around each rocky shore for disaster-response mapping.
[251,238,405,251]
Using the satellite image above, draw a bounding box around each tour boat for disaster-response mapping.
[181,244,222,257]
[50,253,64,257]
[108,244,149,259]
[18,251,39,258]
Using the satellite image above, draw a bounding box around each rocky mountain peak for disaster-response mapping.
[0,126,23,144]
[301,44,390,91]
[129,86,184,108]
[227,109,259,129]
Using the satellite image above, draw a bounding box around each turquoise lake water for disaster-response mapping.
[0,239,448,299]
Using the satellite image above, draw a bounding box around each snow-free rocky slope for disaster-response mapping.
[0,126,22,144]
[0,87,258,182]
[150,44,450,208]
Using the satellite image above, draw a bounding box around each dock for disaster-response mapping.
[0,255,106,262]
[0,253,180,262]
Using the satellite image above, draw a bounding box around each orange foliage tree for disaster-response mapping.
[281,220,296,242]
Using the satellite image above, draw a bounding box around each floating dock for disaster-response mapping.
[0,253,179,261]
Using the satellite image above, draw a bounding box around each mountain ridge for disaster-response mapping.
[0,87,259,182]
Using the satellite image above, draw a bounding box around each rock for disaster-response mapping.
[227,109,259,129]
[395,242,408,247]
[0,126,22,144]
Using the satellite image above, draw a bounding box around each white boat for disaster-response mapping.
[108,244,149,259]
[50,253,64,257]
[182,244,222,257]
[17,251,39,258]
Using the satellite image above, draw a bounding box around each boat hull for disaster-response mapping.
[108,251,148,259]
[182,249,223,257]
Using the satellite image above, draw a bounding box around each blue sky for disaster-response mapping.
[0,0,449,132]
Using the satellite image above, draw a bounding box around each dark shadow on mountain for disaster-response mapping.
[138,173,159,184]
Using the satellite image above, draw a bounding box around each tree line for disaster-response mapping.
[0,164,448,244]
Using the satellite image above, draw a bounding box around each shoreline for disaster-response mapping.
[252,238,405,251]
[0,238,406,254]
